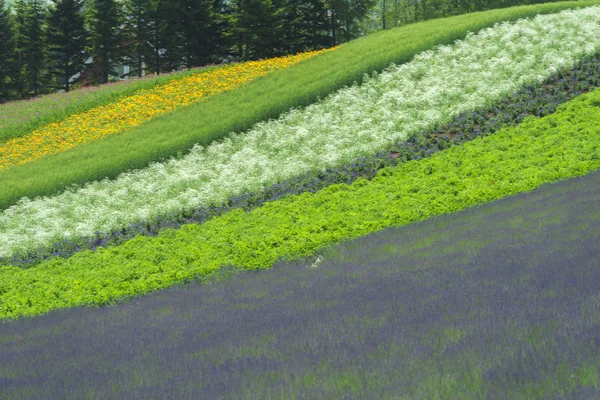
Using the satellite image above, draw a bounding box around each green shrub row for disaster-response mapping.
[2,85,600,320]
[0,0,597,210]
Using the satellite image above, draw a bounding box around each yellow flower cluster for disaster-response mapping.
[0,48,336,171]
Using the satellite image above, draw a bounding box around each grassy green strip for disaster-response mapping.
[2,84,600,320]
[0,64,227,143]
[0,1,597,210]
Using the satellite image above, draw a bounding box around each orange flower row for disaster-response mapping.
[0,48,336,171]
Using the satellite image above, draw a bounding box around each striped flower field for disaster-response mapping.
[2,5,600,262]
[2,168,599,399]
[1,1,600,398]
[0,49,332,170]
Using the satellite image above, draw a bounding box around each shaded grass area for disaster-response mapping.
[1,85,600,320]
[9,49,600,268]
[1,168,599,399]
[0,0,597,210]
[0,64,227,143]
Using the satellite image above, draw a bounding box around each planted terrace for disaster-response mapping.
[1,2,600,398]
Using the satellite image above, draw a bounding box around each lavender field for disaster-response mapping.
[1,168,599,399]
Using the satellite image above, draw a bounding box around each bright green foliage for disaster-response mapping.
[0,0,597,210]
[2,84,600,320]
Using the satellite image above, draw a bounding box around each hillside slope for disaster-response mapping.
[0,1,597,209]
[2,4,600,264]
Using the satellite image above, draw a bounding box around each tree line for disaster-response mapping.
[0,0,376,102]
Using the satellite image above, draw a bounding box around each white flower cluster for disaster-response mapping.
[2,6,600,259]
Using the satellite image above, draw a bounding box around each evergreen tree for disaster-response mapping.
[327,0,374,44]
[278,0,330,54]
[12,0,27,97]
[328,0,338,45]
[207,0,234,63]
[231,0,247,60]
[341,0,376,41]
[157,0,183,71]
[46,0,87,92]
[232,0,284,60]
[125,0,152,77]
[252,0,284,58]
[87,0,124,83]
[144,0,163,74]
[155,0,224,70]
[179,0,213,67]
[280,0,303,53]
[0,0,16,102]
[297,0,329,50]
[13,0,50,97]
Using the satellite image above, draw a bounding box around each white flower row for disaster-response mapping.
[2,6,600,259]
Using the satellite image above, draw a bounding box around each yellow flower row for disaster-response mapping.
[0,48,336,171]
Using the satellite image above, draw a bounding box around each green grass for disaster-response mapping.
[0,64,229,143]
[1,82,600,320]
[1,0,598,210]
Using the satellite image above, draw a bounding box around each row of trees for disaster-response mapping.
[0,0,376,102]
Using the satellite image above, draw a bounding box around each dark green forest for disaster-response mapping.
[0,0,567,102]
